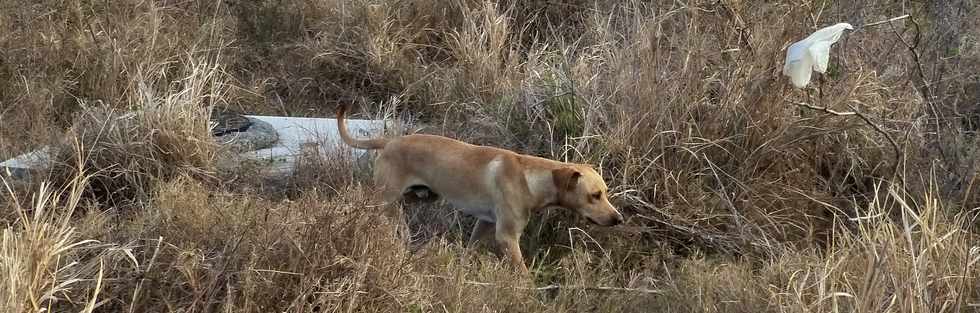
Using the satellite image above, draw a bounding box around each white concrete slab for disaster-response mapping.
[1,146,53,179]
[1,116,390,179]
[235,115,389,175]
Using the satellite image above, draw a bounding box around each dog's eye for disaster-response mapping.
[591,192,602,200]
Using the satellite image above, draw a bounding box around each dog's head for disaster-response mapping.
[552,166,624,226]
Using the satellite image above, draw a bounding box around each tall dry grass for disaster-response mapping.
[0,165,125,312]
[0,0,977,312]
[39,57,225,206]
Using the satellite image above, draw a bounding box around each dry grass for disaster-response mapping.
[0,167,128,312]
[42,58,222,206]
[1,0,978,312]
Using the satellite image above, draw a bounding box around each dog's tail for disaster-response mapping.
[336,104,388,150]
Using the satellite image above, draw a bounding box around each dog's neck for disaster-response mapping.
[524,169,561,210]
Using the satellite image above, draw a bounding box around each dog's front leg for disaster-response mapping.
[495,217,529,273]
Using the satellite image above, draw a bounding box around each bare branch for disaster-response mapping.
[422,275,664,294]
[787,100,904,183]
[887,16,933,104]
[860,15,910,28]
[788,101,856,116]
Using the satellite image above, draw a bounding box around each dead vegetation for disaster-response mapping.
[1,0,978,312]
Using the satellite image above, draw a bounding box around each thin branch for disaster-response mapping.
[860,14,910,28]
[886,15,948,163]
[533,284,663,294]
[788,100,904,183]
[887,16,933,103]
[421,275,664,294]
[844,103,903,172]
[790,101,856,116]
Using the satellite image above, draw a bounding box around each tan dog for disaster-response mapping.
[337,106,623,272]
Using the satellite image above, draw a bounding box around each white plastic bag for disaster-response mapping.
[783,23,854,88]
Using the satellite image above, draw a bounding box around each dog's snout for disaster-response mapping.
[611,213,624,225]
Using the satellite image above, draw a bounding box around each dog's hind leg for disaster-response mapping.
[373,160,405,203]
[377,183,412,240]
[372,160,411,226]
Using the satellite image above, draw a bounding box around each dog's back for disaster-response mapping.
[380,134,514,189]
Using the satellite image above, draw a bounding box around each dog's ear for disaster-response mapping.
[553,167,582,191]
